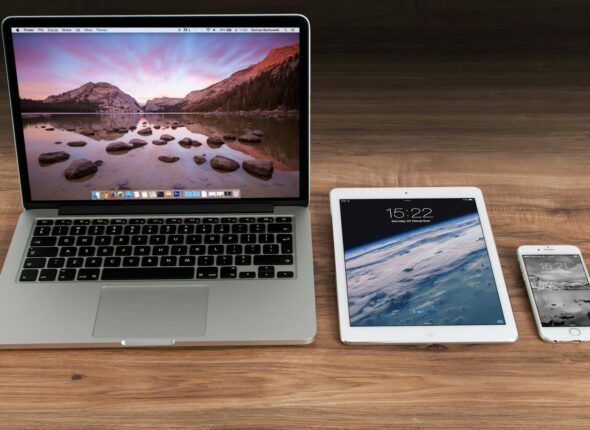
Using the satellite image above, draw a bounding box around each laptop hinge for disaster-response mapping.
[58,203,274,216]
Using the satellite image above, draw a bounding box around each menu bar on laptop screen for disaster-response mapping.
[12,27,300,33]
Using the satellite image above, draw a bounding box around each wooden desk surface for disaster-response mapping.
[1,53,590,429]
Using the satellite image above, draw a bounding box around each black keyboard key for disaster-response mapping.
[97,246,114,257]
[232,224,248,233]
[190,245,206,255]
[58,236,75,246]
[197,267,218,279]
[30,236,57,247]
[95,236,111,246]
[153,245,169,255]
[240,234,256,244]
[115,246,132,256]
[171,245,188,255]
[166,218,183,224]
[77,269,99,281]
[183,217,201,224]
[161,224,176,234]
[58,268,76,281]
[131,235,148,245]
[104,257,121,267]
[276,217,292,223]
[239,271,256,279]
[258,217,274,223]
[142,225,158,235]
[239,217,256,223]
[235,255,251,265]
[33,226,51,236]
[134,246,151,256]
[88,225,105,235]
[179,256,196,266]
[76,236,93,246]
[186,235,202,244]
[214,224,230,233]
[23,257,45,268]
[85,257,102,267]
[259,234,274,244]
[55,219,72,225]
[268,224,292,233]
[263,244,280,254]
[221,217,237,223]
[27,247,58,257]
[92,219,110,225]
[129,218,146,224]
[203,217,219,224]
[150,235,166,245]
[110,219,127,225]
[66,257,83,268]
[113,236,130,245]
[147,218,164,224]
[277,271,294,278]
[196,224,212,234]
[123,225,140,235]
[60,247,76,257]
[123,257,140,267]
[106,225,123,235]
[70,225,87,235]
[198,256,214,266]
[220,266,237,278]
[254,255,294,265]
[250,224,265,233]
[39,269,57,281]
[226,245,242,255]
[216,255,233,266]
[258,266,275,278]
[208,245,224,255]
[281,242,293,254]
[102,267,194,280]
[74,219,91,225]
[160,256,177,266]
[245,245,261,254]
[51,226,70,235]
[20,269,38,281]
[141,256,158,266]
[204,234,220,244]
[36,219,54,226]
[222,234,238,244]
[178,225,194,234]
[47,257,65,268]
[167,235,184,245]
[78,246,96,257]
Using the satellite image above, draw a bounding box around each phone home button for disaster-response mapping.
[569,328,581,336]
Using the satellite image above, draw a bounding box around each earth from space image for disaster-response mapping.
[344,213,506,326]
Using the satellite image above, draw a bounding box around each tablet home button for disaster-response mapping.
[569,328,581,336]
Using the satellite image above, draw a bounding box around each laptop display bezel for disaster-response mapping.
[2,14,310,210]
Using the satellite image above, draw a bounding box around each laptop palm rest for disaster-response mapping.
[93,285,208,340]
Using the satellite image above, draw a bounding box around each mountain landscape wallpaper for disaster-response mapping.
[12,31,300,200]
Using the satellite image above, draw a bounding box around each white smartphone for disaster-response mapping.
[517,245,590,342]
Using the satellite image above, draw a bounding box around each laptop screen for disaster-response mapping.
[9,26,301,202]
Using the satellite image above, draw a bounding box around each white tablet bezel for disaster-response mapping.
[330,187,518,344]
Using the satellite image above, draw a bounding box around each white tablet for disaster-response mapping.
[330,187,518,344]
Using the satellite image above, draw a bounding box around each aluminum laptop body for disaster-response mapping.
[0,14,315,348]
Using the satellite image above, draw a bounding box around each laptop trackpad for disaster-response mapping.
[93,285,208,339]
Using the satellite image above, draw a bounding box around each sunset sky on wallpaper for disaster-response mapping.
[13,32,299,104]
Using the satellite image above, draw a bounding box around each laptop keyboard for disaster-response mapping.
[19,216,295,282]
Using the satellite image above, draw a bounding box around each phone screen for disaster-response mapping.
[522,254,590,327]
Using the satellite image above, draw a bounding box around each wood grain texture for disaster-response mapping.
[1,1,590,428]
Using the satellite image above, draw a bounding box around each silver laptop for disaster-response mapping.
[0,15,315,348]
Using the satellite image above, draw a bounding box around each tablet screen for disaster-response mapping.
[340,198,506,327]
